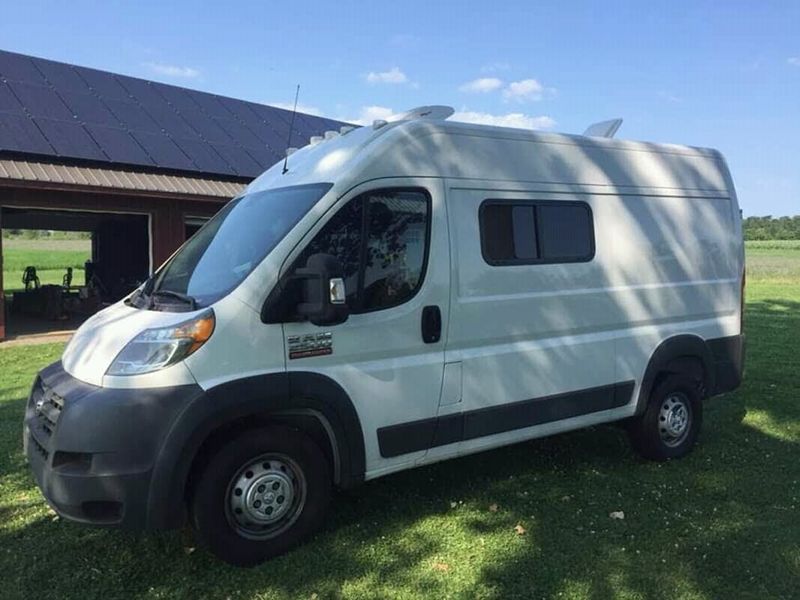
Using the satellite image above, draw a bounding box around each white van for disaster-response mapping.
[24,107,745,565]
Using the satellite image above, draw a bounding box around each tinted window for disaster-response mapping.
[362,191,429,310]
[511,205,538,259]
[480,200,593,265]
[295,189,430,313]
[538,204,593,260]
[480,204,515,261]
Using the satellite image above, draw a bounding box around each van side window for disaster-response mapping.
[480,200,594,265]
[538,204,593,260]
[361,191,429,311]
[296,189,430,313]
[297,196,363,306]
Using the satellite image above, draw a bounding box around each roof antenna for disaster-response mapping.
[282,84,300,174]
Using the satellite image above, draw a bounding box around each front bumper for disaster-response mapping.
[24,361,203,529]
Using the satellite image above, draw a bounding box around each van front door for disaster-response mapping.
[280,179,450,476]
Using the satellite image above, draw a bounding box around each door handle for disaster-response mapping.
[421,305,442,344]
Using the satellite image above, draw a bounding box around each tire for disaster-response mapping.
[191,425,331,566]
[628,374,703,461]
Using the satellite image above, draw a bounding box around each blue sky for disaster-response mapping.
[2,0,798,215]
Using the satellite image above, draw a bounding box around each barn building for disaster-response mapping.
[0,49,346,340]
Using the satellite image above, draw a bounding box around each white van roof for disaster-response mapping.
[248,113,731,198]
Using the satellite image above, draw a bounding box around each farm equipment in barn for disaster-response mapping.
[11,266,68,320]
[10,259,144,323]
[10,265,98,321]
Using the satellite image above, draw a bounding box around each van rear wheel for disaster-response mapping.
[191,425,331,566]
[628,374,703,461]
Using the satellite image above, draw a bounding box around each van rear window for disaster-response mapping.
[479,200,594,265]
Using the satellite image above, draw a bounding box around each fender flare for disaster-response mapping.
[635,334,715,415]
[146,371,365,530]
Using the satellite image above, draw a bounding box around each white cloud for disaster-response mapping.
[268,101,323,116]
[789,57,800,66]
[143,62,200,79]
[459,77,503,93]
[502,78,545,102]
[451,110,556,130]
[343,105,397,125]
[341,106,557,130]
[366,67,408,84]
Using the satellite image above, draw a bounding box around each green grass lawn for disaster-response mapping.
[2,238,90,292]
[0,247,798,599]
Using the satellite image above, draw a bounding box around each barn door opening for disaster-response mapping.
[0,207,150,342]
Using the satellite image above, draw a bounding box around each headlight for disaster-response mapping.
[106,310,215,376]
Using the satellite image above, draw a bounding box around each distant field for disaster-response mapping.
[745,239,800,251]
[745,239,800,283]
[2,239,90,292]
[2,239,91,253]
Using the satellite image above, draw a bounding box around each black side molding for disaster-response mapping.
[634,334,715,415]
[377,381,635,458]
[708,334,745,395]
[634,334,745,415]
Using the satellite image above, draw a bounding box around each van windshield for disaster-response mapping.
[145,183,332,308]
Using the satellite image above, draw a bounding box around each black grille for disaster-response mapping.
[30,432,50,460]
[31,380,63,437]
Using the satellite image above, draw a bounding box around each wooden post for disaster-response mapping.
[151,200,189,268]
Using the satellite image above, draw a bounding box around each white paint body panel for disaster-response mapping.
[59,118,743,483]
[281,178,450,472]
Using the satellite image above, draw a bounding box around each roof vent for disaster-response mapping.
[324,130,339,140]
[309,136,323,146]
[372,119,388,130]
[583,119,623,138]
[340,126,355,135]
[392,105,455,122]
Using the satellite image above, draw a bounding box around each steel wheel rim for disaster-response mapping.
[659,392,692,447]
[225,453,306,540]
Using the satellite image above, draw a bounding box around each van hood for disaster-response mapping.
[62,301,199,386]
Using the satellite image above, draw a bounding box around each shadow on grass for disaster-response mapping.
[0,298,797,599]
[737,296,800,427]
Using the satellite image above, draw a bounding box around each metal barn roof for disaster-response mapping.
[0,49,347,179]
[0,157,244,199]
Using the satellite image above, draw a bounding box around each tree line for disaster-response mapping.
[743,216,800,240]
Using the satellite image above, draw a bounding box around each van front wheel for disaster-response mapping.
[191,425,331,566]
[628,374,703,461]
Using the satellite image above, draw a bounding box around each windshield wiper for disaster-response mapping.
[125,272,158,308]
[150,289,197,310]
[126,288,147,308]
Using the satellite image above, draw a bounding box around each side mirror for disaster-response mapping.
[295,253,349,326]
